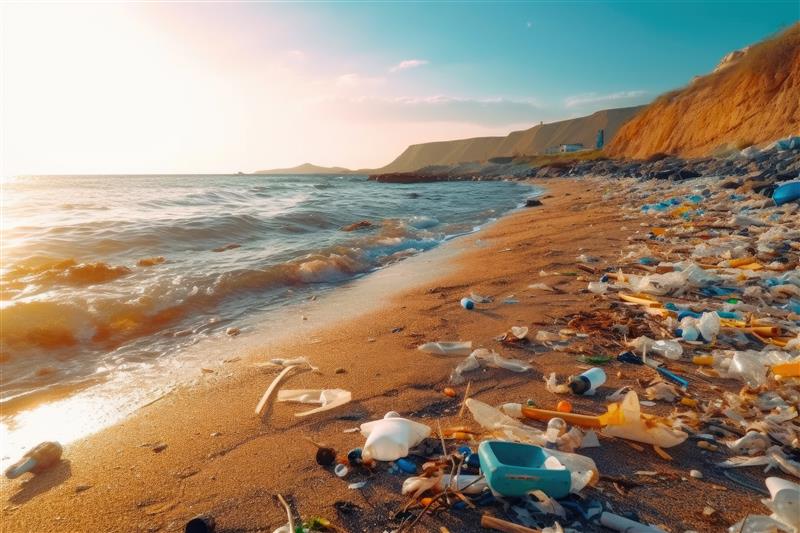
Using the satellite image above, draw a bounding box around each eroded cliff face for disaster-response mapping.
[607,24,800,160]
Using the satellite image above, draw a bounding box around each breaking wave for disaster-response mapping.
[1,173,533,404]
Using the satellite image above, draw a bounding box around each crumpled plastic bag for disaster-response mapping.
[360,412,432,462]
[679,312,720,342]
[450,348,531,384]
[417,341,473,356]
[645,382,679,402]
[627,336,683,360]
[545,372,571,394]
[600,391,688,448]
[718,445,800,480]
[276,389,352,417]
[728,431,772,456]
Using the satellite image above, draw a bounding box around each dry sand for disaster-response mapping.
[1,178,765,532]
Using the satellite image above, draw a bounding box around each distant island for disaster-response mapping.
[253,163,356,175]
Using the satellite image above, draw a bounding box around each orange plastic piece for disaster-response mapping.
[772,361,800,378]
[521,406,603,429]
[556,400,573,413]
[443,387,457,398]
[680,397,698,408]
[692,355,714,366]
[727,256,757,268]
[619,293,662,308]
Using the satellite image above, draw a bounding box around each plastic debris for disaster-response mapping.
[360,412,431,461]
[277,389,352,417]
[417,341,473,356]
[5,441,63,479]
[451,348,531,384]
[600,391,688,448]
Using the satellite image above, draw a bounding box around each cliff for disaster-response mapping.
[607,24,800,159]
[373,106,644,173]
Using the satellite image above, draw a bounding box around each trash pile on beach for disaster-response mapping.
[6,138,800,533]
[258,138,799,532]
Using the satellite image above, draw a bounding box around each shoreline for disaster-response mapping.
[1,177,768,532]
[0,180,539,465]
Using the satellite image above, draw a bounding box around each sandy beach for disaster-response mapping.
[1,177,774,533]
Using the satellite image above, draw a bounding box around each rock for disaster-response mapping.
[689,469,703,479]
[75,484,92,493]
[335,367,347,374]
[525,198,543,207]
[341,220,373,232]
[673,168,701,180]
[152,442,168,453]
[720,179,742,189]
[225,327,240,337]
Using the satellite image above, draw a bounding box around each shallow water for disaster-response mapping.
[1,174,536,415]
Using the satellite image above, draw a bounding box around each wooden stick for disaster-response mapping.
[277,494,294,532]
[255,365,298,416]
[481,514,541,533]
[458,380,472,418]
[436,420,447,457]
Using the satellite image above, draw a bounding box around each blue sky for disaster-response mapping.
[2,1,797,173]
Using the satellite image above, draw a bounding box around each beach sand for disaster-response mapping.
[1,178,765,532]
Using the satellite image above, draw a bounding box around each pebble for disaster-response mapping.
[152,442,168,453]
[690,469,703,479]
[225,327,240,336]
[335,367,347,374]
[74,484,92,493]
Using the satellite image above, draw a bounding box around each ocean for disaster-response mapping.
[0,173,536,457]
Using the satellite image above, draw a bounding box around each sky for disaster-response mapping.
[1,1,797,175]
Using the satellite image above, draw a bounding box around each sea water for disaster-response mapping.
[0,173,536,456]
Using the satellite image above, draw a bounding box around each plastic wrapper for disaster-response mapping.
[417,341,473,356]
[450,348,531,384]
[600,391,688,448]
[277,389,352,417]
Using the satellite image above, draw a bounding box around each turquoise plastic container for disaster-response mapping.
[773,181,800,206]
[477,440,571,498]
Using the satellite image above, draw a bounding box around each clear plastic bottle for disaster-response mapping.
[545,418,567,449]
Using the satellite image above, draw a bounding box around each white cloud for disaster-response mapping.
[389,59,429,73]
[564,90,648,108]
[335,73,386,88]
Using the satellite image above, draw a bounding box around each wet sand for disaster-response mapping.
[1,178,765,532]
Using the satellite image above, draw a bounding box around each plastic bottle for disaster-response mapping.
[4,441,63,479]
[651,340,683,360]
[568,367,606,395]
[460,297,475,310]
[545,418,567,449]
